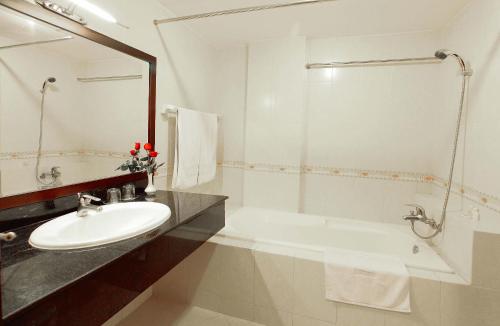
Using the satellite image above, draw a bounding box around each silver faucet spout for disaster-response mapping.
[403,215,422,222]
[77,193,103,217]
[402,204,439,230]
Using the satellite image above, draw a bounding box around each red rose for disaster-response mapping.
[134,142,140,150]
[149,151,158,158]
[130,150,137,156]
[144,143,153,151]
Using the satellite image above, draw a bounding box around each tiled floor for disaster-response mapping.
[117,298,263,326]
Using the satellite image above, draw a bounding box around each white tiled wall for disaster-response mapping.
[0,153,127,196]
[0,46,84,154]
[306,32,440,173]
[213,0,500,231]
[244,37,306,167]
[300,31,440,224]
[302,175,421,224]
[432,0,500,211]
[243,37,306,211]
[214,31,443,224]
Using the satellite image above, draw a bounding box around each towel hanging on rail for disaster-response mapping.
[172,108,218,189]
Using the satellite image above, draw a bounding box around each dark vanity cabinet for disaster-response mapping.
[1,192,226,325]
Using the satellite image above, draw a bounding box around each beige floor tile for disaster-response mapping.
[225,315,264,326]
[254,306,293,326]
[254,251,295,312]
[118,299,255,326]
[216,245,255,302]
[292,314,334,326]
[201,315,232,326]
[154,242,219,305]
[104,288,153,326]
[154,262,191,304]
[184,242,221,298]
[117,299,190,326]
[171,306,223,326]
[218,297,255,321]
[189,289,222,312]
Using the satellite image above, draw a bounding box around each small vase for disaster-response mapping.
[145,173,157,196]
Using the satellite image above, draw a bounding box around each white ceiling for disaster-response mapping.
[0,6,67,47]
[157,0,471,48]
[0,5,133,62]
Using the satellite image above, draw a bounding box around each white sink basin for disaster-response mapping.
[29,202,171,250]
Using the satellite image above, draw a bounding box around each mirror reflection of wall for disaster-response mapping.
[0,6,149,197]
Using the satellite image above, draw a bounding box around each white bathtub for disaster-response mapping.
[217,207,453,273]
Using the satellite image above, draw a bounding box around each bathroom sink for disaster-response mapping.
[29,202,171,250]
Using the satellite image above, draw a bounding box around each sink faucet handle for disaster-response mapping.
[405,203,426,215]
[78,193,102,202]
[51,166,62,177]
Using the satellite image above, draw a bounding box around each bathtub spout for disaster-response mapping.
[403,204,438,229]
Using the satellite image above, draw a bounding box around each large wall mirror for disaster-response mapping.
[0,0,156,208]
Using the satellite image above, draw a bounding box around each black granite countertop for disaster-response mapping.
[1,191,227,319]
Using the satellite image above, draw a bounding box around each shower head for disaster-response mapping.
[434,49,454,60]
[41,77,56,93]
[434,49,470,75]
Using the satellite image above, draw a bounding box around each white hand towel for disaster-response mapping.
[172,108,218,189]
[198,111,218,185]
[324,248,410,313]
[172,108,202,189]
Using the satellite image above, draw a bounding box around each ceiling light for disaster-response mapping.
[69,0,117,23]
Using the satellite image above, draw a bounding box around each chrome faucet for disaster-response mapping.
[77,193,103,217]
[403,204,438,229]
[40,166,61,179]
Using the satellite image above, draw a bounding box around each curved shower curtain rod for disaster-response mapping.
[154,0,338,25]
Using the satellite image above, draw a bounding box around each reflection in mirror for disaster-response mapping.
[0,5,149,197]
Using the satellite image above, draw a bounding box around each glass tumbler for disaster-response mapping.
[122,183,136,201]
[106,188,121,204]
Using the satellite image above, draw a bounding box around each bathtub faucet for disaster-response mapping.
[403,204,438,229]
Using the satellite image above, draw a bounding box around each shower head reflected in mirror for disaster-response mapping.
[41,77,56,93]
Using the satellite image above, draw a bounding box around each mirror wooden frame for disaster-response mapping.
[0,0,157,210]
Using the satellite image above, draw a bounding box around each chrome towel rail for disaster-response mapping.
[0,36,72,50]
[161,105,222,120]
[76,75,143,82]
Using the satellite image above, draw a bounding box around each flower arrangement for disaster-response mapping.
[117,142,164,175]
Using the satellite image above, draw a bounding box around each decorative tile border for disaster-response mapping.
[220,161,430,183]
[220,161,500,213]
[431,176,500,214]
[0,150,129,161]
[4,152,497,213]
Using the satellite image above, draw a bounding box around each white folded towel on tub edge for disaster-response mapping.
[324,248,410,313]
